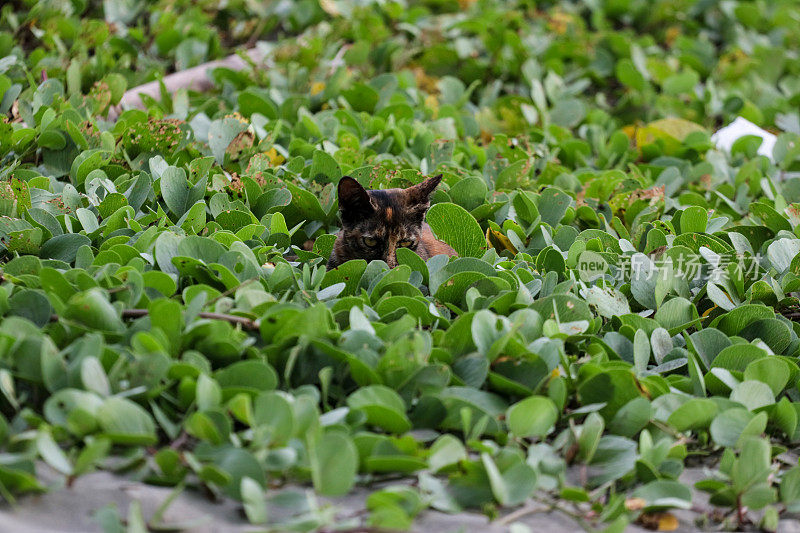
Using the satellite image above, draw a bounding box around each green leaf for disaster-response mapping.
[730,380,775,411]
[40,233,91,263]
[342,83,379,113]
[428,434,467,472]
[780,466,800,508]
[208,117,247,164]
[238,88,277,118]
[70,149,111,188]
[739,319,792,354]
[309,150,342,184]
[616,59,646,91]
[506,396,558,438]
[126,500,147,533]
[426,202,487,257]
[309,430,358,496]
[97,397,157,445]
[631,480,692,511]
[733,437,771,492]
[347,385,411,434]
[710,408,767,448]
[481,452,537,506]
[744,357,789,396]
[634,329,650,374]
[204,447,265,500]
[495,160,531,190]
[449,177,487,211]
[63,289,125,333]
[716,305,776,336]
[578,412,605,463]
[667,398,718,432]
[587,435,637,486]
[215,360,279,396]
[530,294,593,323]
[81,357,110,397]
[161,166,206,218]
[196,374,222,410]
[470,310,504,357]
[36,427,73,475]
[241,477,268,524]
[437,387,507,436]
[711,344,768,371]
[253,391,294,443]
[772,397,797,439]
[662,70,700,96]
[538,188,571,227]
[577,368,643,420]
[9,289,52,327]
[608,397,652,437]
[680,206,708,234]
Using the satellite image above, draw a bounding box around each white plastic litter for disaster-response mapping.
[711,116,777,161]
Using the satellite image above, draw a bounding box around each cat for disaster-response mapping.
[327,174,457,268]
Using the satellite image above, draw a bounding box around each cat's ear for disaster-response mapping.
[338,176,374,220]
[406,174,442,205]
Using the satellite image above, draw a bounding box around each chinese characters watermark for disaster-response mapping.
[578,251,762,284]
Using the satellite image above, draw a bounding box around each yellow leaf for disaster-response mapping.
[547,10,575,35]
[665,26,681,47]
[634,378,652,399]
[646,117,706,142]
[319,0,340,16]
[625,497,646,511]
[657,513,679,531]
[701,305,718,318]
[413,67,440,94]
[622,125,637,140]
[424,94,439,118]
[625,118,706,155]
[310,82,325,96]
[265,147,285,167]
[486,228,518,255]
[637,512,679,531]
[224,111,249,125]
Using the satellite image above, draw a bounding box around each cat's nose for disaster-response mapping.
[386,254,398,268]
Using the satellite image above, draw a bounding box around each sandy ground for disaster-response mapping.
[1,465,798,532]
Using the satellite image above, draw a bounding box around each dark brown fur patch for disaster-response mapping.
[327,175,456,269]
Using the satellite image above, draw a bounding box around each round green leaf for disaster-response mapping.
[310,431,358,496]
[97,397,157,445]
[347,385,411,434]
[730,380,775,411]
[426,202,487,257]
[667,398,718,432]
[506,395,558,438]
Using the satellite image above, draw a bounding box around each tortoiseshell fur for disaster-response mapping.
[327,175,457,268]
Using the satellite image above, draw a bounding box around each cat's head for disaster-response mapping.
[336,174,441,267]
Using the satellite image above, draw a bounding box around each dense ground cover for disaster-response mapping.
[3,0,800,530]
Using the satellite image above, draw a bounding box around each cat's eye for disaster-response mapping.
[398,239,415,248]
[363,236,378,247]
